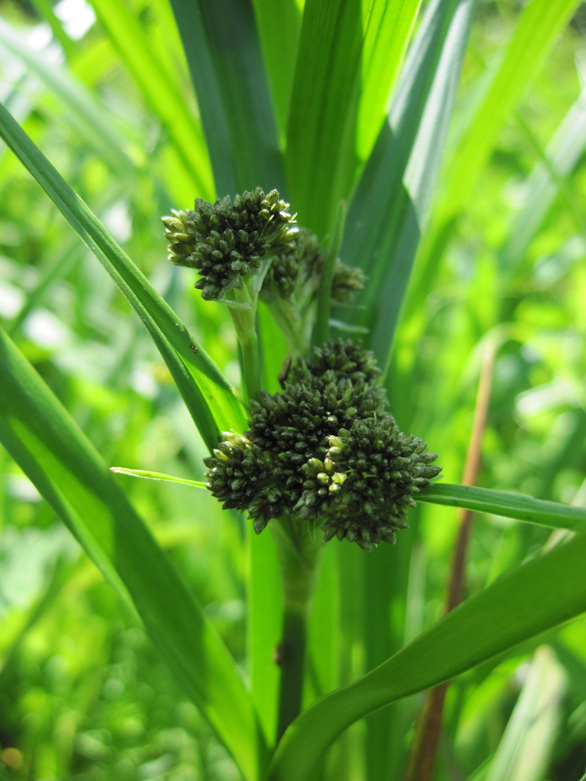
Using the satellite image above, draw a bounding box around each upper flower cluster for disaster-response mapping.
[204,339,441,550]
[263,228,365,306]
[162,188,297,301]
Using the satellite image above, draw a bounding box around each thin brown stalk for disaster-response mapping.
[403,341,496,781]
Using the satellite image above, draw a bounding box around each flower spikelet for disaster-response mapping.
[203,432,291,534]
[264,228,365,305]
[318,418,442,551]
[246,373,387,510]
[162,188,297,300]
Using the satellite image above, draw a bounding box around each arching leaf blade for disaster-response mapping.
[269,531,586,780]
[0,326,266,781]
[418,483,586,531]
[0,100,246,451]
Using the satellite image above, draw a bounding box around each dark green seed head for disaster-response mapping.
[162,187,297,301]
[203,340,441,549]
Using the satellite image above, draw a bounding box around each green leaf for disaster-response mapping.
[407,0,582,318]
[269,531,586,780]
[418,483,586,531]
[0,100,246,452]
[314,200,347,346]
[169,0,286,198]
[285,0,361,237]
[356,0,422,162]
[250,0,302,141]
[0,17,136,182]
[250,305,287,745]
[438,0,582,227]
[286,0,422,237]
[28,0,77,59]
[0,326,266,781]
[341,0,476,363]
[248,526,284,745]
[86,0,214,199]
[7,238,79,337]
[501,89,586,270]
[110,467,206,488]
[485,648,565,781]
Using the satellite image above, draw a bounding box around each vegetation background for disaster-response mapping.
[1,0,586,779]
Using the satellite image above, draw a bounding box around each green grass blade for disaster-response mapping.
[357,0,422,162]
[418,483,586,531]
[407,0,583,311]
[250,307,286,745]
[486,648,565,781]
[7,238,79,337]
[501,89,586,270]
[286,0,421,237]
[269,530,586,780]
[285,0,361,236]
[314,200,346,346]
[169,0,286,198]
[0,17,136,181]
[249,527,284,745]
[341,0,475,362]
[29,0,77,59]
[0,326,266,781]
[86,0,214,199]
[110,467,206,488]
[0,100,246,451]
[250,0,301,141]
[438,0,581,227]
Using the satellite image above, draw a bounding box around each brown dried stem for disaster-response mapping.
[403,341,496,781]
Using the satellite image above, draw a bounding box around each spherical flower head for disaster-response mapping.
[317,418,442,551]
[162,187,297,301]
[202,340,441,552]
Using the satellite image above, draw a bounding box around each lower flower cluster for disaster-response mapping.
[204,339,441,550]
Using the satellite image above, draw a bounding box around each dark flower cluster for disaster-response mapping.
[262,228,365,306]
[162,188,297,300]
[307,419,441,549]
[204,339,441,551]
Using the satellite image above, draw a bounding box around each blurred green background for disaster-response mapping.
[1,0,586,779]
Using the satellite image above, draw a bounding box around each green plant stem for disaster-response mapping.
[239,328,262,405]
[277,609,307,740]
[314,200,346,347]
[228,283,262,405]
[271,517,325,742]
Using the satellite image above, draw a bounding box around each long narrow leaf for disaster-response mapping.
[357,0,422,161]
[287,0,422,237]
[0,326,266,781]
[87,0,214,199]
[269,530,586,780]
[501,88,586,269]
[0,100,246,452]
[406,0,582,315]
[0,17,136,182]
[438,0,581,226]
[418,483,586,531]
[250,0,301,141]
[285,1,359,236]
[341,0,475,363]
[169,0,285,198]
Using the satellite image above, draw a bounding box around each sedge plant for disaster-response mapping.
[1,1,586,780]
